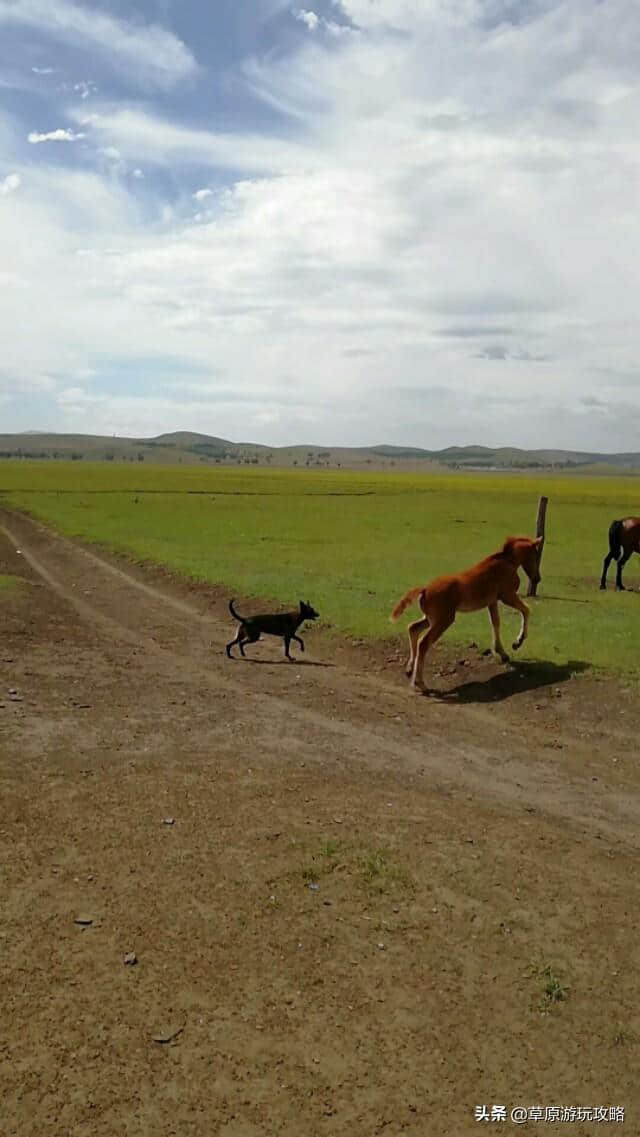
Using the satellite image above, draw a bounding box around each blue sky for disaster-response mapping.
[1,0,640,449]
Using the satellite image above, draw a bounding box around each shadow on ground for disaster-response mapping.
[430,659,591,704]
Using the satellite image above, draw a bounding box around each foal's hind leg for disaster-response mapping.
[499,593,529,650]
[406,617,429,677]
[487,603,509,663]
[412,615,454,691]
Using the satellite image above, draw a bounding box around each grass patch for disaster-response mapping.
[297,840,411,896]
[359,847,412,895]
[2,461,640,675]
[301,839,342,885]
[612,1027,637,1047]
[528,958,570,1012]
[0,573,22,593]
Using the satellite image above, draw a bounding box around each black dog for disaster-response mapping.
[226,598,319,660]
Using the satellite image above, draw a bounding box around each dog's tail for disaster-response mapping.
[390,586,425,622]
[228,598,244,622]
[608,519,624,561]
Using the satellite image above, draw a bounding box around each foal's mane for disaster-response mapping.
[499,536,522,561]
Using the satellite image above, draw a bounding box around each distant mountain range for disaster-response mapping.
[1,430,639,472]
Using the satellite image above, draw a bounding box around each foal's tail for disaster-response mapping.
[608,519,624,561]
[390,586,425,622]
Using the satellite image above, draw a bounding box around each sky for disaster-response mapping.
[1,0,639,451]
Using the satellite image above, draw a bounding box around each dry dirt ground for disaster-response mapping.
[1,506,639,1137]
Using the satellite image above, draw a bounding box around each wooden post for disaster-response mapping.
[527,495,548,597]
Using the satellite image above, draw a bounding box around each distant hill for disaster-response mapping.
[1,432,640,472]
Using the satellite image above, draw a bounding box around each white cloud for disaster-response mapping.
[71,80,98,100]
[296,9,319,31]
[73,106,311,173]
[0,0,197,89]
[295,7,352,36]
[32,66,56,75]
[132,168,144,179]
[0,173,20,196]
[28,128,85,143]
[193,188,213,202]
[3,0,640,449]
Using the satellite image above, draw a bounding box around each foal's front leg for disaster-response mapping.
[487,603,509,663]
[500,593,529,650]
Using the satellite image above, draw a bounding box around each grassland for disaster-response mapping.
[2,461,640,676]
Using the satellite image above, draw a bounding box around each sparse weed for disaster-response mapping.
[612,1027,637,1047]
[300,838,342,885]
[360,847,412,894]
[527,958,570,1011]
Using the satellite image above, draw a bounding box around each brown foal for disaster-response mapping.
[391,536,543,691]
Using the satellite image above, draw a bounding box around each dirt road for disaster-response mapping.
[1,507,638,1136]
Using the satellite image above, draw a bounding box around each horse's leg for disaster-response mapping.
[406,617,429,677]
[600,552,614,590]
[487,603,509,663]
[616,549,631,591]
[411,614,454,691]
[499,593,530,650]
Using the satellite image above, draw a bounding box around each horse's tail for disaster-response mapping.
[390,586,425,622]
[228,598,244,622]
[608,520,624,561]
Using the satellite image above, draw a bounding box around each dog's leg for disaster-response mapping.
[292,634,305,653]
[487,602,509,663]
[406,617,429,676]
[239,628,259,657]
[500,593,529,650]
[283,636,294,660]
[412,615,454,691]
[226,628,242,659]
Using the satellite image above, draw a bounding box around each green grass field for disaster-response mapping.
[2,461,640,676]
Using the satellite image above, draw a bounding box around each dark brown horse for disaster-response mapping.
[600,518,640,591]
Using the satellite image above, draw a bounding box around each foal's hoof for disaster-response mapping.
[599,584,606,591]
[511,641,522,652]
[616,586,626,592]
[498,652,510,664]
